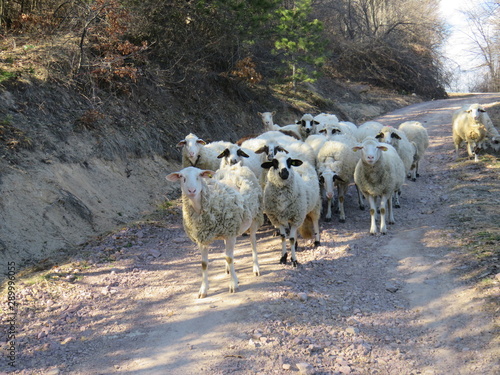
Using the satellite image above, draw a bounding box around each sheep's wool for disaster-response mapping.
[182,179,245,246]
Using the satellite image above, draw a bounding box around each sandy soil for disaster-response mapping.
[2,94,499,375]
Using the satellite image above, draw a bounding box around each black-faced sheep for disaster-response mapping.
[261,152,321,267]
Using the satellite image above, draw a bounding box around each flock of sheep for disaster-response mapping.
[167,103,500,298]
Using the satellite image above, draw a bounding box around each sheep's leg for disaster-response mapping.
[393,189,401,208]
[387,192,395,225]
[368,195,378,235]
[312,215,321,247]
[289,226,299,267]
[356,184,365,210]
[325,196,333,222]
[338,184,348,223]
[249,220,260,276]
[199,245,209,299]
[279,226,288,265]
[379,195,388,234]
[224,237,239,293]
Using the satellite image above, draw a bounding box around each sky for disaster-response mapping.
[439,0,488,92]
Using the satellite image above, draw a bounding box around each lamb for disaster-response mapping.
[176,133,232,171]
[261,152,321,267]
[375,125,415,207]
[166,164,263,298]
[353,137,405,234]
[398,121,429,180]
[316,135,363,222]
[452,103,499,161]
[356,121,384,142]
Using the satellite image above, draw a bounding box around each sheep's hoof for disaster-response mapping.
[394,204,401,209]
[359,206,365,211]
[416,173,420,177]
[411,178,416,182]
[280,253,288,264]
[339,218,346,223]
[314,241,321,247]
[324,217,331,222]
[292,260,299,268]
[198,292,207,299]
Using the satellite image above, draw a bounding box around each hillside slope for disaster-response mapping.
[0,71,421,271]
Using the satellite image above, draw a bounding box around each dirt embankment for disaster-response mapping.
[1,94,498,375]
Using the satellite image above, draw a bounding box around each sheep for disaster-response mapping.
[398,121,429,180]
[375,126,415,208]
[166,164,263,298]
[314,113,339,127]
[217,143,263,181]
[316,134,363,222]
[356,121,384,142]
[452,103,499,161]
[258,111,276,131]
[176,133,232,171]
[296,113,320,140]
[261,152,321,267]
[353,137,406,234]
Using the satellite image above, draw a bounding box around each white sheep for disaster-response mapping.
[176,133,232,171]
[258,111,276,131]
[452,103,499,161]
[316,135,363,222]
[398,121,429,180]
[314,113,339,127]
[356,121,384,142]
[217,143,262,181]
[261,152,321,267]
[375,125,415,207]
[166,164,263,298]
[353,137,406,234]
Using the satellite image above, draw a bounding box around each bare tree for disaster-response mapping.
[461,1,500,92]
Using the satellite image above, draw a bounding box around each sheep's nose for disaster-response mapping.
[187,188,197,195]
[279,168,289,180]
[326,192,333,199]
[306,128,311,133]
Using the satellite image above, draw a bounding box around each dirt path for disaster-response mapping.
[3,94,499,375]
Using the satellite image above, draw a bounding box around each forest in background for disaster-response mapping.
[0,0,452,99]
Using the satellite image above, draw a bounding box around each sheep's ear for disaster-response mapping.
[352,146,363,152]
[257,112,262,116]
[314,120,320,125]
[255,146,268,154]
[391,133,401,140]
[375,132,384,139]
[295,120,301,125]
[275,146,289,154]
[196,139,207,145]
[332,128,341,134]
[289,159,303,167]
[176,140,186,148]
[333,175,345,183]
[377,145,388,151]
[200,170,214,179]
[237,149,249,158]
[479,107,486,112]
[166,172,182,182]
[217,149,230,159]
[261,161,274,169]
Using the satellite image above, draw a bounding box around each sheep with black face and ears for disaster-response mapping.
[261,152,321,267]
[177,133,232,171]
[296,113,320,140]
[217,143,263,181]
[452,103,500,161]
[353,137,406,235]
[166,164,263,298]
[398,121,429,180]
